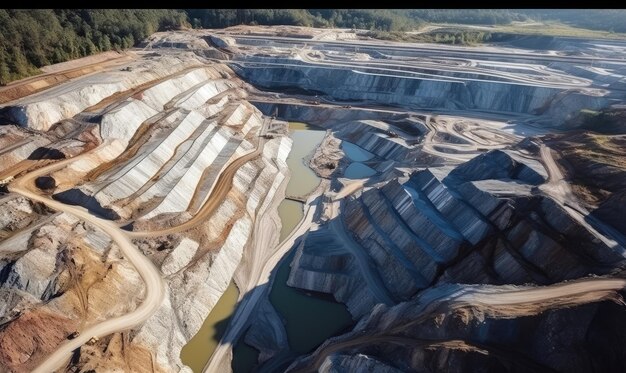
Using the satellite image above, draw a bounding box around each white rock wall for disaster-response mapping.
[100,99,158,144]
[3,53,209,131]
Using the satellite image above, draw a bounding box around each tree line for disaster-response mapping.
[0,9,187,85]
[184,9,529,32]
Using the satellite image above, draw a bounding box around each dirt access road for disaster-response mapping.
[7,145,166,373]
[538,144,626,252]
[128,136,267,238]
[296,277,626,372]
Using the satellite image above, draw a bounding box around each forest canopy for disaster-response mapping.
[0,9,187,85]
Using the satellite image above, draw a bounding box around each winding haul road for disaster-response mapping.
[128,138,267,238]
[296,277,626,372]
[538,144,626,252]
[7,123,267,371]
[8,147,166,373]
[227,33,626,67]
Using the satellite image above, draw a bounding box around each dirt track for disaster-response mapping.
[128,137,266,238]
[538,144,626,251]
[0,52,134,105]
[297,277,626,372]
[7,144,166,373]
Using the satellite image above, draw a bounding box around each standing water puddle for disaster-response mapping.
[180,281,239,372]
[344,162,377,179]
[342,140,377,179]
[342,141,374,162]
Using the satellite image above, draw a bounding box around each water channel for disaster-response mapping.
[181,122,353,372]
[180,281,240,372]
[267,124,353,351]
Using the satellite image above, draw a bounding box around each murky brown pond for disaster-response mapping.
[284,122,326,198]
[180,281,239,372]
[181,122,351,372]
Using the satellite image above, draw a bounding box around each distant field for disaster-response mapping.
[493,21,626,40]
[366,22,626,46]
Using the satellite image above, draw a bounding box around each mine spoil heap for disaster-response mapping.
[0,25,626,373]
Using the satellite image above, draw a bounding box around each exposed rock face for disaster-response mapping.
[212,27,626,373]
[226,28,626,126]
[0,31,293,373]
[547,132,626,194]
[448,149,546,185]
[128,135,291,372]
[594,191,626,234]
[159,238,198,276]
[2,53,210,132]
[99,99,158,144]
[244,297,289,362]
[542,131,626,236]
[253,102,426,128]
[67,331,169,373]
[288,281,626,373]
[0,210,146,371]
[0,126,53,173]
[0,196,51,239]
[319,354,403,373]
[308,131,344,179]
[243,59,578,111]
[235,57,614,122]
[0,307,75,373]
[49,71,262,223]
[289,150,625,321]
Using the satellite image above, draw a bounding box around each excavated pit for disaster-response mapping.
[1,26,626,373]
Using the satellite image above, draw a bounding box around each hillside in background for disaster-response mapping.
[2,9,626,85]
[0,9,187,85]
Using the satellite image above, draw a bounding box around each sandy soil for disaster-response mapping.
[0,52,135,105]
[8,147,166,373]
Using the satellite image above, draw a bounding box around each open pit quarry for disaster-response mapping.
[0,24,626,373]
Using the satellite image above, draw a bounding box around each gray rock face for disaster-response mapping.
[594,191,626,234]
[288,151,625,321]
[319,354,404,373]
[288,282,626,373]
[244,297,289,362]
[234,56,610,120]
[334,120,418,162]
[287,228,379,317]
[448,149,546,185]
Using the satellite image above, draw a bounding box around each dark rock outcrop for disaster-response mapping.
[35,176,56,190]
[447,149,546,185]
[288,152,624,321]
